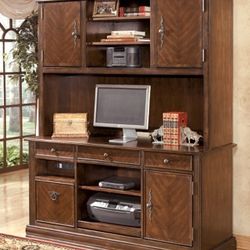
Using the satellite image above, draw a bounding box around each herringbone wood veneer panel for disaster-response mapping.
[145,171,193,246]
[43,2,81,66]
[155,0,202,67]
[36,181,74,226]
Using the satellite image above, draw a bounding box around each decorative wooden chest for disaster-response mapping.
[52,113,88,138]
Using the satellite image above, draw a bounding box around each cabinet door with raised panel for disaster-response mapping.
[41,1,82,67]
[36,180,75,227]
[151,0,202,68]
[144,170,193,246]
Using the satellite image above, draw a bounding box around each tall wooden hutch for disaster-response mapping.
[26,0,235,249]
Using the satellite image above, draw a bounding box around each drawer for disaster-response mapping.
[36,180,74,227]
[78,146,140,166]
[35,142,74,161]
[144,152,192,171]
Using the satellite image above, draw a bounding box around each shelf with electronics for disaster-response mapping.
[86,0,151,68]
[27,0,235,250]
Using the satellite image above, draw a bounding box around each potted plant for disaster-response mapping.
[11,11,39,96]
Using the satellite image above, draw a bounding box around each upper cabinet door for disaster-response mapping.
[151,0,202,68]
[41,2,82,67]
[145,170,193,246]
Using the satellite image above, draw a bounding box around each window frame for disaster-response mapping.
[0,16,37,173]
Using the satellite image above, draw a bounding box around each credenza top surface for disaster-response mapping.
[26,136,207,155]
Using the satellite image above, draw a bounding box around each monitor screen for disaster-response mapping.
[94,84,151,130]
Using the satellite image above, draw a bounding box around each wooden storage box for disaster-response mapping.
[52,113,88,138]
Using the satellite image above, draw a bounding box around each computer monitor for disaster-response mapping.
[93,84,151,143]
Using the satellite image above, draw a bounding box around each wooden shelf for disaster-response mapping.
[79,185,141,197]
[41,67,204,76]
[78,220,141,237]
[90,16,150,21]
[35,175,75,185]
[34,154,74,162]
[89,41,150,46]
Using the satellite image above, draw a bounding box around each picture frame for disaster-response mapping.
[92,0,119,17]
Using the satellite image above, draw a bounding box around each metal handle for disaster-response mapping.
[158,16,165,48]
[163,158,169,164]
[103,152,111,160]
[48,191,60,201]
[67,120,73,126]
[50,148,56,153]
[147,190,152,221]
[71,20,80,48]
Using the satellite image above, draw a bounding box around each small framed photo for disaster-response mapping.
[93,0,119,17]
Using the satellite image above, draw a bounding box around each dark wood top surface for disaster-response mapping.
[26,136,207,155]
[41,67,203,76]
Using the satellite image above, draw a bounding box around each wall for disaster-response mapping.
[233,0,250,237]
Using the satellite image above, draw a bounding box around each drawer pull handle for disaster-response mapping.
[103,153,111,160]
[163,159,169,164]
[48,191,60,201]
[50,148,56,153]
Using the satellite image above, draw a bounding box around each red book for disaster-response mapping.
[138,6,151,12]
[119,7,125,17]
[120,6,150,17]
[163,112,187,145]
[171,112,188,145]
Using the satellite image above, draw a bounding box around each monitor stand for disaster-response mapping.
[109,128,137,144]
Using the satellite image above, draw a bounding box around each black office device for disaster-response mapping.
[98,176,136,190]
[87,192,141,227]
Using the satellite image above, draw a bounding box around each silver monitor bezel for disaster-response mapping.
[93,84,151,130]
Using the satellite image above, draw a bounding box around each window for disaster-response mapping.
[0,14,36,172]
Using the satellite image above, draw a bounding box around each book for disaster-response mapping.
[106,35,144,39]
[124,12,150,17]
[138,38,150,42]
[120,6,151,14]
[111,30,146,37]
[163,112,187,145]
[101,37,139,42]
[119,7,125,17]
[171,112,188,145]
[124,7,138,13]
[163,112,171,145]
[138,6,151,12]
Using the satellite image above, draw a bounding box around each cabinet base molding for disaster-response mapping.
[26,225,236,250]
[235,235,250,250]
[26,225,192,250]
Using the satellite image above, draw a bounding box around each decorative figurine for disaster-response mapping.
[151,125,164,144]
[181,127,202,146]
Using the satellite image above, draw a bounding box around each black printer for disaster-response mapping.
[87,192,141,227]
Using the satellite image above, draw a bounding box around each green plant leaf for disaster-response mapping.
[10,11,39,96]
